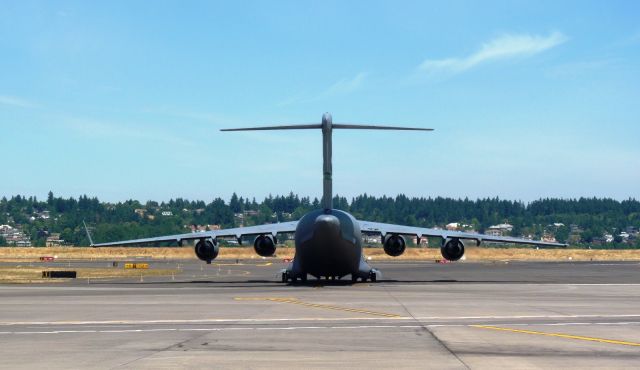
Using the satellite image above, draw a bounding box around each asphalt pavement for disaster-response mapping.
[0,259,639,369]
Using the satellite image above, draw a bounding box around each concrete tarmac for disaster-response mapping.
[1,259,639,369]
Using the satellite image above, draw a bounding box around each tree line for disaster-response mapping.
[0,192,639,247]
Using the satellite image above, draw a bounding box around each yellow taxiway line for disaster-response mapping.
[472,325,640,347]
[234,297,403,318]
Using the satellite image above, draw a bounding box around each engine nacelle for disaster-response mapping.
[383,234,406,257]
[254,234,276,257]
[195,238,219,264]
[441,238,465,261]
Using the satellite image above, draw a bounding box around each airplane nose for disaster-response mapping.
[314,214,340,235]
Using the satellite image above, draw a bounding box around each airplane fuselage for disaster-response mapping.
[287,209,375,280]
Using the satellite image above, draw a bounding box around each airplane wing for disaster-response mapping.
[90,221,299,247]
[358,220,567,248]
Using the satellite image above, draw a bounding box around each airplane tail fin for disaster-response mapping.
[83,220,95,247]
[222,113,433,211]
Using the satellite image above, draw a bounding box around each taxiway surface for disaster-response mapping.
[1,260,639,369]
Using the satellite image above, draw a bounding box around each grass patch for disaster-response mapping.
[1,246,639,262]
[0,266,179,284]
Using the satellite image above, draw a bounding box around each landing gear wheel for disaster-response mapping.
[300,274,307,283]
[281,271,289,283]
[351,274,358,283]
[369,271,377,282]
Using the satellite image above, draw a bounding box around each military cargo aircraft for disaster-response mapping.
[88,113,566,282]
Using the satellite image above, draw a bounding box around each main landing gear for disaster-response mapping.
[351,269,379,283]
[280,270,307,283]
[280,269,380,284]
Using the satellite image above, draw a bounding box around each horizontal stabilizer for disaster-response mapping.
[221,124,321,131]
[221,123,432,131]
[332,124,433,131]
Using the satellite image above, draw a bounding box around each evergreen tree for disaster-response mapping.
[229,193,241,213]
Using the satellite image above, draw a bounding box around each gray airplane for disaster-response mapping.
[89,113,566,283]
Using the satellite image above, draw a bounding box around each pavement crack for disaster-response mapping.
[382,285,470,369]
[110,331,211,369]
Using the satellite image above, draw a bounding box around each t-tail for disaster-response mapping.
[221,113,433,213]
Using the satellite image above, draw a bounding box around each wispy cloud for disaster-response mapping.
[323,72,368,96]
[141,106,247,127]
[0,95,39,108]
[64,117,194,147]
[418,32,568,75]
[277,72,368,106]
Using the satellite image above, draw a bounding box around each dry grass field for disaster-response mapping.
[0,266,178,284]
[1,246,639,262]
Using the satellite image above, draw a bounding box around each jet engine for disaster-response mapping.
[254,234,276,257]
[441,238,465,261]
[195,238,219,264]
[383,234,406,257]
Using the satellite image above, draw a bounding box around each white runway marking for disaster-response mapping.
[2,313,640,327]
[0,322,639,335]
[1,282,640,293]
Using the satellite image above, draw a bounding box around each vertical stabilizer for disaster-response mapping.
[321,113,333,212]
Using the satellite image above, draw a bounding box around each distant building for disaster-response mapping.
[0,224,14,235]
[189,224,221,233]
[3,224,31,246]
[46,233,65,247]
[161,211,173,216]
[412,236,429,246]
[134,209,147,217]
[570,224,583,233]
[486,223,513,236]
[485,229,503,237]
[489,223,513,231]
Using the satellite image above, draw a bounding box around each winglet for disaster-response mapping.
[83,220,95,247]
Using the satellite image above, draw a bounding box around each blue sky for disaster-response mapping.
[1,1,639,203]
